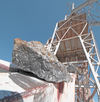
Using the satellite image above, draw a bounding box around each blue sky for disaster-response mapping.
[0,0,100,101]
[1,0,99,62]
[0,0,84,62]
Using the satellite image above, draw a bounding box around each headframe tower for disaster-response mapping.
[46,0,100,101]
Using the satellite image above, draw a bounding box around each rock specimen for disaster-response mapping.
[12,38,72,83]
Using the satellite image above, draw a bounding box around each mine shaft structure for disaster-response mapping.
[46,0,100,102]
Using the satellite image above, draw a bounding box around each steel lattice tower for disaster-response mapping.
[45,0,100,101]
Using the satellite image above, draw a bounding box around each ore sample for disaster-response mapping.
[12,38,72,83]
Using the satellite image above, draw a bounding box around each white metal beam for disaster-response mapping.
[80,23,88,35]
[79,35,100,92]
[71,0,97,14]
[76,94,83,102]
[49,23,58,51]
[90,26,100,62]
[71,64,95,84]
[75,85,96,88]
[97,89,100,102]
[90,21,100,26]
[63,60,88,64]
[54,41,60,55]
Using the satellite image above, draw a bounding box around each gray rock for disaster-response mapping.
[12,38,72,83]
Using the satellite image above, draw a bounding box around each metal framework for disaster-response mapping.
[45,0,100,102]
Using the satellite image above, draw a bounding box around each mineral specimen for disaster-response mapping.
[12,38,72,83]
